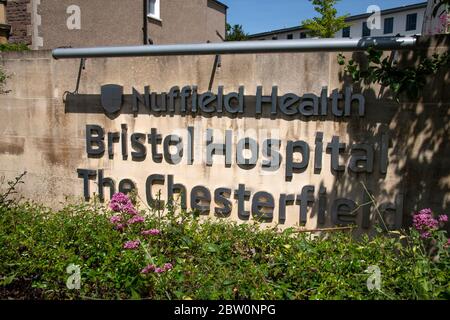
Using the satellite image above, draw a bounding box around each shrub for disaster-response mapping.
[0,183,448,300]
[0,43,29,52]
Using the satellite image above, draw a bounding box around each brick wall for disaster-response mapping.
[6,0,31,45]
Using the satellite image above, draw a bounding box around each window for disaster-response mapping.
[272,36,278,40]
[362,22,371,37]
[300,32,306,39]
[147,0,160,20]
[384,17,394,34]
[342,26,350,38]
[406,13,417,31]
[287,34,293,39]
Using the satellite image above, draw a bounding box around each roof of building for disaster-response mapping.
[210,0,228,10]
[248,1,427,38]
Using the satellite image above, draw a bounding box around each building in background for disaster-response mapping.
[0,0,11,43]
[248,2,427,40]
[4,0,227,49]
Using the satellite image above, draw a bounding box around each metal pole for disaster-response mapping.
[52,37,417,59]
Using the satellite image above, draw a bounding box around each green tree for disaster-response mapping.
[301,0,350,38]
[225,23,248,41]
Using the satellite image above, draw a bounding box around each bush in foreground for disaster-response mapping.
[0,192,449,300]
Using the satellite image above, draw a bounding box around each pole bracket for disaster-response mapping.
[63,58,86,102]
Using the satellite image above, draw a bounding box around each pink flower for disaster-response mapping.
[111,192,130,204]
[412,208,439,238]
[110,215,122,224]
[109,192,137,215]
[141,264,156,274]
[123,240,140,250]
[109,202,121,212]
[420,232,431,239]
[141,229,161,236]
[163,263,173,271]
[419,208,432,215]
[115,223,126,231]
[438,215,448,223]
[127,215,145,225]
[123,203,138,215]
[141,262,174,274]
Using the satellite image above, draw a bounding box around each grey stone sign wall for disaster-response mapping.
[0,36,448,231]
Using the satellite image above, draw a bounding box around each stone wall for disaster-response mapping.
[0,35,448,231]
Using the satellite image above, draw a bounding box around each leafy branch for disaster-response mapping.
[337,48,450,101]
[0,66,7,94]
[0,171,27,207]
[225,24,248,41]
[302,0,350,38]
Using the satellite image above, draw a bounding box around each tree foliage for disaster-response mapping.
[337,48,450,101]
[302,0,350,38]
[225,23,248,41]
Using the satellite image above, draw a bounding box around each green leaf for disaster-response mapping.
[0,273,17,286]
[222,279,235,286]
[206,243,219,253]
[130,289,141,300]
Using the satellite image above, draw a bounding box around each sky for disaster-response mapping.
[221,0,427,34]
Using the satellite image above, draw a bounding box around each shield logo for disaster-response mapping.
[101,84,123,114]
